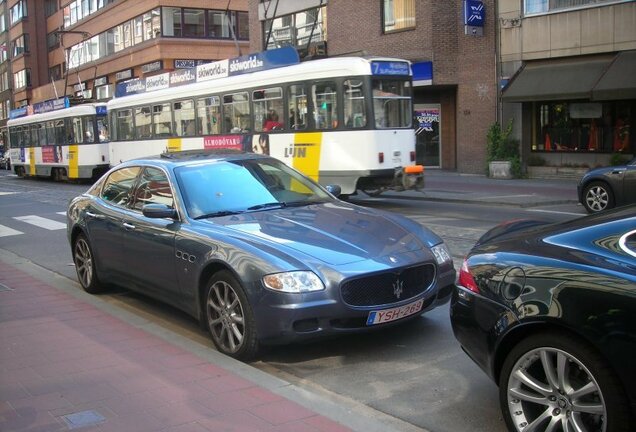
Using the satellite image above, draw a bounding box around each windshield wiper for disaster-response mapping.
[194,210,244,219]
[283,200,327,207]
[246,202,286,211]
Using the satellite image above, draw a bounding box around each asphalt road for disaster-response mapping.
[0,171,586,432]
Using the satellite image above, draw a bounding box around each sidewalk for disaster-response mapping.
[0,250,421,432]
[381,169,581,208]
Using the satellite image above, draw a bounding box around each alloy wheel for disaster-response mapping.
[506,347,606,432]
[74,237,94,288]
[207,280,245,354]
[585,186,609,212]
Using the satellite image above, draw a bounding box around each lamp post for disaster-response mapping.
[55,30,92,100]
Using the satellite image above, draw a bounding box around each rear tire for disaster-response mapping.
[499,332,631,432]
[204,271,259,360]
[582,181,614,213]
[72,234,105,294]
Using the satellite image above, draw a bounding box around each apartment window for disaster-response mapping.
[525,0,620,14]
[11,34,29,57]
[382,0,415,33]
[264,7,325,50]
[14,69,31,89]
[0,12,6,32]
[143,10,161,40]
[209,11,231,38]
[237,11,249,39]
[47,31,60,51]
[63,0,115,28]
[162,7,182,37]
[49,65,62,82]
[45,0,58,17]
[183,9,205,37]
[10,0,27,25]
[0,71,8,91]
[0,44,6,62]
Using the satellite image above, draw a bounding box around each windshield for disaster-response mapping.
[372,78,412,129]
[175,158,333,219]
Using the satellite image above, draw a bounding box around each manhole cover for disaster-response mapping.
[62,410,106,429]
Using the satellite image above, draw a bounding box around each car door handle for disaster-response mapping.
[85,211,105,220]
[611,169,625,175]
[122,222,136,230]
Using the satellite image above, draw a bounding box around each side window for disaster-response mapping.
[153,103,173,136]
[344,79,367,128]
[312,81,338,130]
[72,117,84,144]
[222,92,249,133]
[116,109,134,140]
[288,84,307,130]
[82,116,95,143]
[132,167,174,211]
[100,166,142,207]
[252,87,284,132]
[174,100,196,137]
[134,106,152,138]
[196,96,221,135]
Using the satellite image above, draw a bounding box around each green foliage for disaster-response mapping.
[486,119,517,162]
[610,153,630,166]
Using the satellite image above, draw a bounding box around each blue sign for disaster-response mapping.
[371,61,411,76]
[9,107,28,119]
[228,46,300,76]
[412,61,433,86]
[464,0,485,27]
[33,97,70,114]
[95,106,107,116]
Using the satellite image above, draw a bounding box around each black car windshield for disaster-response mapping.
[175,158,333,219]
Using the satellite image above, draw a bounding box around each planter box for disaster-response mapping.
[489,160,512,179]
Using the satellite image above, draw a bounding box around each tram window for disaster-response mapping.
[196,96,220,135]
[174,100,196,137]
[82,116,95,143]
[312,81,338,130]
[29,125,38,147]
[288,84,307,130]
[45,121,56,145]
[372,79,412,129]
[153,103,172,137]
[344,79,366,128]
[54,120,66,145]
[36,123,47,147]
[117,109,134,140]
[97,117,109,142]
[252,87,284,132]
[222,92,249,133]
[135,106,152,139]
[72,117,84,144]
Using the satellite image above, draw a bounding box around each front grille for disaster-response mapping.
[341,263,436,307]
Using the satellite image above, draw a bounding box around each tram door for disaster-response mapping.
[414,104,441,167]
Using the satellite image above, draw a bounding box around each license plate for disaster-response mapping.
[366,299,424,325]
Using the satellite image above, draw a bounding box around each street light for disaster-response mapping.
[55,30,92,100]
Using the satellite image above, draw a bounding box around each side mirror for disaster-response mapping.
[142,203,178,219]
[325,184,341,197]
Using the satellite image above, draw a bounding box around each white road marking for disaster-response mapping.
[483,194,535,199]
[13,215,66,230]
[57,212,66,216]
[526,209,584,216]
[0,192,18,196]
[0,224,23,237]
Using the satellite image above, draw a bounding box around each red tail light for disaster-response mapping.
[458,259,479,293]
[378,152,384,163]
[410,151,416,162]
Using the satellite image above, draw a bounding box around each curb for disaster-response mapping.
[373,193,580,208]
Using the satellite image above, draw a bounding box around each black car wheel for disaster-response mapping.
[205,271,259,360]
[72,234,104,294]
[500,333,631,432]
[583,181,615,213]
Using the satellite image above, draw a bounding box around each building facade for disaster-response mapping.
[249,0,498,173]
[499,0,636,171]
[3,0,249,114]
[0,0,11,150]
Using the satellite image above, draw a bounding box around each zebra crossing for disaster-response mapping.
[0,212,67,238]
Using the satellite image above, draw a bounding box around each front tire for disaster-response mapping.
[72,234,105,294]
[499,332,631,432]
[583,181,614,213]
[205,271,259,360]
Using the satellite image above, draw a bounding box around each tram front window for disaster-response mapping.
[372,79,412,129]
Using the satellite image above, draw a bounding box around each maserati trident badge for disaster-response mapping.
[393,278,404,299]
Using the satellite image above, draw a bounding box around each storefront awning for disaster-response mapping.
[501,55,614,102]
[591,50,636,100]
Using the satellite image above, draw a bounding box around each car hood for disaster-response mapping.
[203,202,426,265]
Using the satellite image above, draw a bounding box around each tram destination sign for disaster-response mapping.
[371,61,411,76]
[115,46,300,98]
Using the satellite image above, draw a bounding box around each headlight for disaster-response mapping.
[431,243,452,265]
[263,271,325,293]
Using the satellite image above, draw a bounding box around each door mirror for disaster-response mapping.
[142,203,177,219]
[325,184,341,197]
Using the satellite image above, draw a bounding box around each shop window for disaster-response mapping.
[209,10,230,38]
[534,101,634,154]
[382,0,415,33]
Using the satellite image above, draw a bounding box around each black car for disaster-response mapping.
[67,150,456,360]
[578,158,636,213]
[451,206,636,432]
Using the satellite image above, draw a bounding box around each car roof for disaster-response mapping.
[124,149,271,168]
